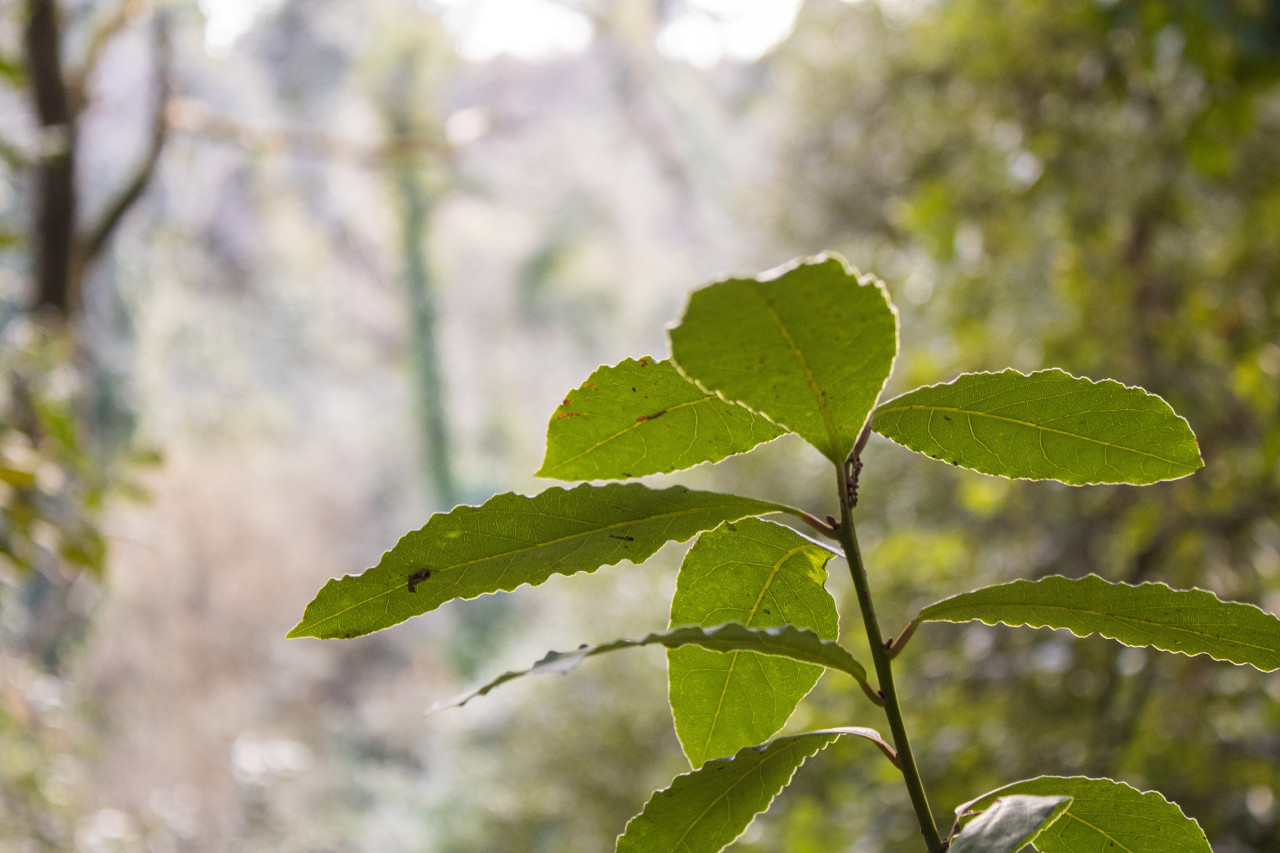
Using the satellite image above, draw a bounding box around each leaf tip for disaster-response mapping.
[285,621,314,639]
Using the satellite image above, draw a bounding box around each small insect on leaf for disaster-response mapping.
[406,570,432,592]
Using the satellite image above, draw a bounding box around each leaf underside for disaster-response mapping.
[959,777,1211,853]
[872,368,1203,485]
[920,574,1280,672]
[670,253,898,465]
[538,357,784,481]
[947,795,1072,853]
[668,519,840,768]
[431,622,869,713]
[288,484,781,639]
[616,728,890,853]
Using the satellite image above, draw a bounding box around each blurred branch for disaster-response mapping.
[168,99,448,168]
[79,10,171,267]
[66,0,133,115]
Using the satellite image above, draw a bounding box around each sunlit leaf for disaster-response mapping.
[947,795,1071,853]
[670,254,898,465]
[872,369,1203,484]
[537,357,784,481]
[616,728,893,853]
[918,575,1280,672]
[668,519,839,767]
[959,777,1211,853]
[288,484,782,639]
[431,622,870,712]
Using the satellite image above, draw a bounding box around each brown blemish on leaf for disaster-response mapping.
[635,410,667,422]
[638,357,650,366]
[582,382,596,389]
[609,534,635,541]
[563,397,571,406]
[556,412,582,420]
[407,569,432,592]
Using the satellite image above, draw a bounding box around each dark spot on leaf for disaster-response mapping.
[726,523,737,531]
[563,397,571,406]
[950,460,958,466]
[636,410,667,422]
[631,387,637,392]
[610,534,635,541]
[556,412,582,420]
[943,416,951,421]
[582,382,596,389]
[762,609,771,615]
[407,569,432,592]
[639,357,650,366]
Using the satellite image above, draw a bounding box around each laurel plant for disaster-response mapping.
[291,255,1280,852]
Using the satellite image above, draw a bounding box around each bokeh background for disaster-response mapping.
[2,0,1280,850]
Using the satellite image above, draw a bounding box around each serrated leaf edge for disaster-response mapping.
[956,775,1210,851]
[287,484,786,639]
[616,727,896,853]
[431,622,872,713]
[872,368,1203,485]
[536,356,786,481]
[668,252,900,465]
[918,574,1280,672]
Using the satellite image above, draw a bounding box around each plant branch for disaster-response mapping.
[788,507,841,541]
[885,614,922,661]
[79,9,172,267]
[836,464,943,852]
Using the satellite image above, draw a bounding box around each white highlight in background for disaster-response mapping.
[436,0,595,62]
[657,0,803,68]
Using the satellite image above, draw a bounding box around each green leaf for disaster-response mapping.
[288,484,782,639]
[668,518,840,767]
[947,795,1071,853]
[959,777,1211,853]
[871,369,1203,485]
[432,623,870,712]
[537,357,784,481]
[616,728,894,853]
[669,254,898,465]
[919,575,1280,672]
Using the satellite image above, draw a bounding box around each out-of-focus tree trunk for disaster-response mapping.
[23,0,77,315]
[386,52,457,506]
[21,0,171,320]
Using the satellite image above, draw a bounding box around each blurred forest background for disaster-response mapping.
[1,0,1279,850]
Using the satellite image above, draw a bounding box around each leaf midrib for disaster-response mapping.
[546,395,719,472]
[699,544,812,762]
[923,597,1277,659]
[875,403,1190,466]
[302,496,776,633]
[746,281,841,461]
[664,741,817,853]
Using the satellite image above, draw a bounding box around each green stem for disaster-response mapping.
[836,467,943,852]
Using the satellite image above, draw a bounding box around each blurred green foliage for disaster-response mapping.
[751,0,1280,849]
[1,317,110,586]
[0,310,150,849]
